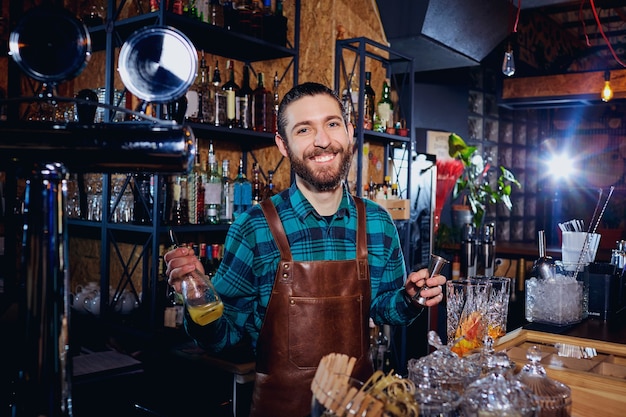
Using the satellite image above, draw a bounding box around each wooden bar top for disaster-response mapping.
[523,315,626,347]
[496,321,626,417]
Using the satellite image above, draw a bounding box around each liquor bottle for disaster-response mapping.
[382,175,392,198]
[263,170,277,200]
[133,173,152,224]
[197,0,209,23]
[237,0,253,36]
[272,71,280,133]
[220,159,234,223]
[237,64,253,129]
[211,243,222,273]
[252,72,272,132]
[341,79,354,126]
[263,0,287,46]
[172,0,184,15]
[185,51,208,123]
[390,182,399,200]
[165,94,187,124]
[189,144,207,224]
[376,78,393,132]
[222,60,240,128]
[157,176,170,225]
[233,158,252,219]
[199,243,211,273]
[250,0,264,39]
[171,177,184,225]
[179,175,190,225]
[222,0,238,31]
[209,0,224,26]
[363,71,376,130]
[212,60,227,126]
[251,163,262,205]
[186,0,198,19]
[204,141,222,224]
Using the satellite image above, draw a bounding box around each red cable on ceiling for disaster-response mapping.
[514,0,521,32]
[589,0,626,68]
[580,0,591,47]
[507,0,521,34]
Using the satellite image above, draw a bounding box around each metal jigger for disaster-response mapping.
[461,223,478,278]
[413,254,450,306]
[481,223,496,277]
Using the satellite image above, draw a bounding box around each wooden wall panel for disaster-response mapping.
[502,69,626,101]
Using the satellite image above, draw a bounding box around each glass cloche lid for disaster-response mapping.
[461,350,540,417]
[516,345,572,414]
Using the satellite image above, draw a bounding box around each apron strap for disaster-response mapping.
[260,199,292,261]
[353,196,368,280]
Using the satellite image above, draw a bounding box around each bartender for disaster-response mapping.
[165,82,446,417]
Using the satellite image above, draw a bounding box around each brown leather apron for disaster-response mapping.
[249,197,373,417]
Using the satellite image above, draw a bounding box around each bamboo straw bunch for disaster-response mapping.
[311,353,419,417]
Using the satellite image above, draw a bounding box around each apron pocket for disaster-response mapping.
[288,295,364,368]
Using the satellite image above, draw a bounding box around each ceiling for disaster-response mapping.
[521,0,626,70]
[377,0,626,73]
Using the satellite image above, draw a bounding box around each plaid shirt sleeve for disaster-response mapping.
[185,186,421,354]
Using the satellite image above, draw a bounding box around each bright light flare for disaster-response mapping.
[545,153,576,180]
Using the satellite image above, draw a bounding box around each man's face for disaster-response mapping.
[276,94,355,192]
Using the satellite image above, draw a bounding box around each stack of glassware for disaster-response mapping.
[407,332,481,416]
[460,351,539,417]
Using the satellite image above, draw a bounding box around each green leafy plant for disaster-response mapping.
[448,133,521,229]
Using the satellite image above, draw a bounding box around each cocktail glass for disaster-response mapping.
[446,278,491,357]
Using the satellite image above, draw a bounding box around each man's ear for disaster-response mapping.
[275,134,289,158]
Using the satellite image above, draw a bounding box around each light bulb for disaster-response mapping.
[502,50,515,77]
[601,70,613,102]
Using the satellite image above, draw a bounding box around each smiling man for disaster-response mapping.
[164,82,446,417]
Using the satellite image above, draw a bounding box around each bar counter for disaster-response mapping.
[496,315,626,417]
[524,315,626,345]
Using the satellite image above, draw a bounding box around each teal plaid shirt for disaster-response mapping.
[185,182,421,353]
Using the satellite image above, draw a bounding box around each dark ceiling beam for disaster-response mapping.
[502,68,626,101]
[559,14,625,30]
[532,0,626,13]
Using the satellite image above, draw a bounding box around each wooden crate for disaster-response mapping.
[495,328,626,417]
[375,199,410,220]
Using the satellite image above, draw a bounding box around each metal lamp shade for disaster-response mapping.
[118,26,198,103]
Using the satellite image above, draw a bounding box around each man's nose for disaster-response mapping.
[314,127,332,147]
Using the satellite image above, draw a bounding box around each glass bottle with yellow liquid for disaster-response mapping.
[169,229,223,325]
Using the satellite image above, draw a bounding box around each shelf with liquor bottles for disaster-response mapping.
[64,137,282,332]
[86,1,294,62]
[57,0,301,332]
[335,37,424,375]
[85,0,298,141]
[333,37,415,220]
[334,37,414,199]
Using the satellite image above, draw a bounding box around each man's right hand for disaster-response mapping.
[164,246,205,293]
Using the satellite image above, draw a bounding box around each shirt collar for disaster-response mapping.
[287,181,354,222]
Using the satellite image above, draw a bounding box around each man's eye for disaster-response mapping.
[296,127,309,134]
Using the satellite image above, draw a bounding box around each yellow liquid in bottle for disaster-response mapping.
[187,301,224,326]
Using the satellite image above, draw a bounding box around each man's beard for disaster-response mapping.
[286,144,353,192]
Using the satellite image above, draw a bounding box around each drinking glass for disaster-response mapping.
[413,254,450,306]
[446,278,491,357]
[474,276,511,342]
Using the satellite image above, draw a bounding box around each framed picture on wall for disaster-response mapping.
[425,130,452,161]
